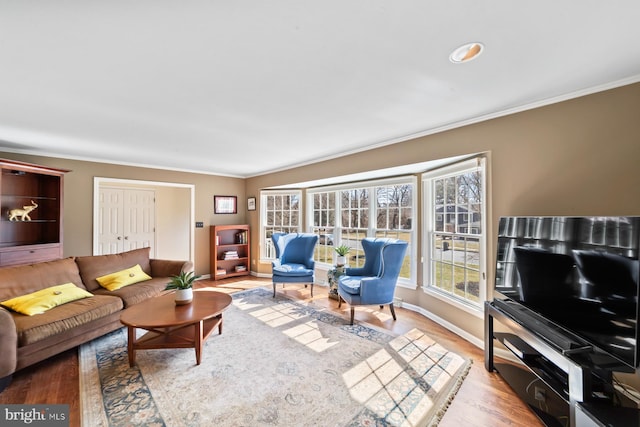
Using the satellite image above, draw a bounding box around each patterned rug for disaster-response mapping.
[79,287,471,426]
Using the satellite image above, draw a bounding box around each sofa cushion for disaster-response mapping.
[75,247,152,292]
[12,294,123,346]
[0,257,86,302]
[1,283,93,316]
[96,264,152,291]
[91,277,169,308]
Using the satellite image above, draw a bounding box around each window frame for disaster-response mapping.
[259,190,303,261]
[422,157,487,316]
[307,175,417,288]
[307,190,337,267]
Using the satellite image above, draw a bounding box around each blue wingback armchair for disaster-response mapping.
[338,238,408,325]
[271,233,319,298]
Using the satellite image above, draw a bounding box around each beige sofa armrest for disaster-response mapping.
[0,307,17,378]
[149,259,194,278]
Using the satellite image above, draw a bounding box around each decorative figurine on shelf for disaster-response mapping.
[8,200,38,222]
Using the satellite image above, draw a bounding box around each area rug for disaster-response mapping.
[80,287,471,426]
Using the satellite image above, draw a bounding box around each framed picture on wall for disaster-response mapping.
[247,197,256,211]
[214,195,237,214]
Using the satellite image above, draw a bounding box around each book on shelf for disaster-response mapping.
[216,268,226,275]
[235,230,248,244]
[223,250,239,260]
[234,265,247,272]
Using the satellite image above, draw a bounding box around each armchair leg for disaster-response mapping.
[310,283,314,297]
[350,307,355,325]
[273,283,276,298]
[389,303,397,321]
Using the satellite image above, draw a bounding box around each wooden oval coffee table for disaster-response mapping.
[120,289,232,367]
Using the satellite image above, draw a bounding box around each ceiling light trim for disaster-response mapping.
[449,42,484,63]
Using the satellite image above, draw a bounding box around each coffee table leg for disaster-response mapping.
[127,326,136,367]
[195,320,203,365]
[218,315,223,334]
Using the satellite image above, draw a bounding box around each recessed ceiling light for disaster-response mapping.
[449,42,484,63]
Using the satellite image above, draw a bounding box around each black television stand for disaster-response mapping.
[562,346,593,356]
[485,301,638,427]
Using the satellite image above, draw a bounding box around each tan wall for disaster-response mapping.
[154,185,191,260]
[2,82,639,346]
[0,153,247,276]
[246,82,640,341]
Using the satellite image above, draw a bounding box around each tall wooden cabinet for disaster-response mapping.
[0,159,69,267]
[210,224,250,280]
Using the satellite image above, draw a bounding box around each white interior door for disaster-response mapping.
[98,188,124,254]
[98,187,156,256]
[123,189,155,251]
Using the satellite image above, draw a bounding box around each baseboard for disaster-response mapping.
[252,271,271,279]
[198,271,266,280]
[400,301,519,362]
[401,301,485,350]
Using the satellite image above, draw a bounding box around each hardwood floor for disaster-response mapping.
[0,277,542,427]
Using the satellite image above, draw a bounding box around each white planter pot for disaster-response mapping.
[336,255,346,266]
[175,288,193,305]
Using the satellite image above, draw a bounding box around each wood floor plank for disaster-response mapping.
[0,277,542,427]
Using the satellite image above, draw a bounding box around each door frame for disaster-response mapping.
[93,177,195,262]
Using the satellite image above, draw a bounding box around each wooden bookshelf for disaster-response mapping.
[0,159,69,266]
[210,224,250,280]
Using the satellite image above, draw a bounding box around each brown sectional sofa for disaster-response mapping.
[0,247,193,391]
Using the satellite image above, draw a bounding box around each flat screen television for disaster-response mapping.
[494,216,640,369]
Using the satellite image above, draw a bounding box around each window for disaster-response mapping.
[372,184,413,279]
[423,158,486,309]
[261,191,302,259]
[308,177,416,285]
[339,188,369,268]
[311,191,335,264]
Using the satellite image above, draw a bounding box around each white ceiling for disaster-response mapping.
[1,1,639,178]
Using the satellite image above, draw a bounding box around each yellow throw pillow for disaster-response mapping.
[96,264,152,291]
[1,283,93,316]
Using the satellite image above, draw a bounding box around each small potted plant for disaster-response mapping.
[165,271,201,305]
[334,244,351,266]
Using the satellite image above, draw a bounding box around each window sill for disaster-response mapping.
[397,280,418,290]
[422,286,484,319]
